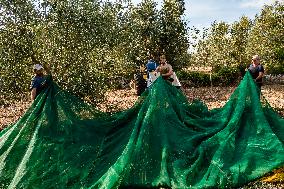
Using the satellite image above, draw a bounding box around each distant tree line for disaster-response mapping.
[0,0,283,104]
[189,1,284,75]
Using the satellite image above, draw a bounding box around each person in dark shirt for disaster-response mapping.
[248,55,264,89]
[30,64,50,101]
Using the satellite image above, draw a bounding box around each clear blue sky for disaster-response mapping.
[131,0,277,29]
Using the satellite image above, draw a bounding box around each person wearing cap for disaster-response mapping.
[30,63,51,101]
[146,54,159,87]
[248,55,264,90]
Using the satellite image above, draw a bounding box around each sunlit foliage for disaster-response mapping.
[189,1,284,75]
[0,0,189,103]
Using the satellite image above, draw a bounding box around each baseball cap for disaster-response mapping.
[33,64,44,70]
[252,55,260,60]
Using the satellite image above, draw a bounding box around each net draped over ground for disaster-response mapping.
[0,72,284,189]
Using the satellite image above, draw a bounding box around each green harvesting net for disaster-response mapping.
[0,72,283,189]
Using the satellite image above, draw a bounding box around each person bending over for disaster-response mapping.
[156,54,173,81]
[156,54,182,88]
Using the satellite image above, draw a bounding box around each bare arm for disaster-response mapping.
[31,88,37,101]
[255,72,264,80]
[162,65,173,77]
[162,70,173,77]
[155,66,160,72]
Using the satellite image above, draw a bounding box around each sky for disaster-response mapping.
[131,0,279,29]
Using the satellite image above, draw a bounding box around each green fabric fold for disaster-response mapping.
[0,72,283,189]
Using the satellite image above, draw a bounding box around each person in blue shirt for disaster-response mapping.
[30,63,51,101]
[146,54,159,72]
[145,54,159,87]
[248,55,264,89]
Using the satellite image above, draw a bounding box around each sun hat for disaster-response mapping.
[33,64,44,70]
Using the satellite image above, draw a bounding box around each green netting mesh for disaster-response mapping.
[0,72,284,189]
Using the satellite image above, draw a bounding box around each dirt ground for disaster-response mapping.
[98,84,284,115]
[1,84,283,129]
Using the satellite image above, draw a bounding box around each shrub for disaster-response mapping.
[176,66,239,87]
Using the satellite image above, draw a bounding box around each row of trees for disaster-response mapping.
[189,1,284,75]
[0,0,189,103]
[0,0,283,104]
